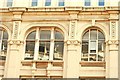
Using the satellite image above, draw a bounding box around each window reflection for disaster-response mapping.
[54,30,64,60]
[54,42,64,60]
[40,30,51,40]
[25,42,35,60]
[25,31,36,60]
[38,42,50,60]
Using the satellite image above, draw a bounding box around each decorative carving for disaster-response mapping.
[106,40,119,45]
[66,40,80,45]
[13,22,19,39]
[70,21,76,39]
[111,22,116,38]
[8,40,24,45]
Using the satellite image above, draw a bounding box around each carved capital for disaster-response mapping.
[106,40,119,45]
[66,40,81,45]
[8,40,24,45]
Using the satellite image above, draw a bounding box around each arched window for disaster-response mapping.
[81,29,105,61]
[0,28,8,60]
[25,28,64,60]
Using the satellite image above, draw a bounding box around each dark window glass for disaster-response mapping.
[27,31,36,39]
[54,41,64,60]
[38,42,50,60]
[0,29,8,60]
[40,30,51,40]
[55,30,64,40]
[25,42,35,60]
[25,31,36,60]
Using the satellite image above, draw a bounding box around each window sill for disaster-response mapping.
[80,61,106,67]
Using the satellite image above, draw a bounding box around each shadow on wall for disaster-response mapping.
[118,1,120,80]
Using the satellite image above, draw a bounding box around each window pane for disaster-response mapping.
[25,42,35,60]
[82,40,89,53]
[38,42,50,60]
[32,0,38,6]
[98,31,105,39]
[98,51,104,61]
[0,40,7,60]
[83,30,89,40]
[90,41,96,53]
[99,0,104,6]
[40,30,51,40]
[3,31,8,39]
[90,29,97,40]
[81,40,89,61]
[85,0,91,6]
[27,31,36,40]
[54,41,64,60]
[58,0,64,6]
[98,40,105,52]
[89,54,96,61]
[55,30,64,40]
[7,0,13,7]
[45,0,51,6]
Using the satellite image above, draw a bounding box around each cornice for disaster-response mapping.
[0,6,119,13]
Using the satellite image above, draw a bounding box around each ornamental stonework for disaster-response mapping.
[8,40,24,45]
[66,40,80,45]
[111,21,116,38]
[13,22,19,39]
[70,21,76,39]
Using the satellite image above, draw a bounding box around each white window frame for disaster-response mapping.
[24,27,64,61]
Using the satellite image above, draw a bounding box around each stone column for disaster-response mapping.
[3,12,23,78]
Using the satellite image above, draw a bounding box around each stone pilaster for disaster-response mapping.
[65,11,80,78]
[3,12,23,78]
[106,13,119,78]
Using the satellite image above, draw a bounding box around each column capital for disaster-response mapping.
[65,40,81,45]
[105,40,119,45]
[8,40,24,45]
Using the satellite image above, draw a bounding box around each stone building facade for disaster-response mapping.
[0,0,120,79]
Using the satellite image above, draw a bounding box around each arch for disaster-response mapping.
[20,23,68,41]
[77,23,109,42]
[0,24,11,39]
